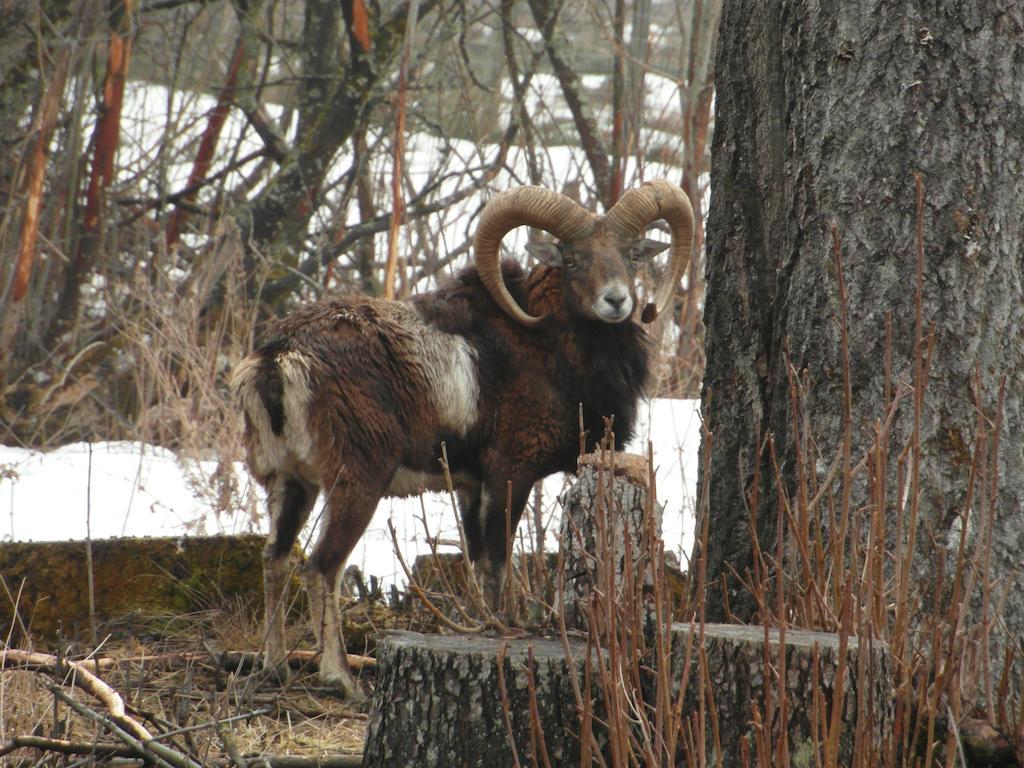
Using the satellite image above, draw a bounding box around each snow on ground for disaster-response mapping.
[0,399,699,587]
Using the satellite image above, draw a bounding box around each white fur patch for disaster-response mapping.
[276,350,315,465]
[232,350,318,481]
[409,316,480,436]
[432,337,479,435]
[592,278,633,322]
[478,488,490,536]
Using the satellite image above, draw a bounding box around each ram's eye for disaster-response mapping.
[562,254,577,269]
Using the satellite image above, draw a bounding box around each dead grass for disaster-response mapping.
[2,221,265,534]
[1,599,375,765]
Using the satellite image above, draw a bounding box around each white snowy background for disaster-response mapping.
[0,399,700,588]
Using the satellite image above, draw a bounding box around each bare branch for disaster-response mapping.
[525,0,611,206]
[261,120,517,299]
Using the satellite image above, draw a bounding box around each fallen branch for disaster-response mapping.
[0,733,364,768]
[88,648,375,673]
[1,649,202,768]
[237,756,363,768]
[148,707,273,742]
[0,735,135,760]
[1,649,150,740]
[50,685,202,768]
[2,649,370,767]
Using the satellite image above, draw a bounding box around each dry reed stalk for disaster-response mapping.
[438,443,493,619]
[106,229,260,524]
[524,645,554,768]
[550,439,697,764]
[383,0,420,300]
[85,442,97,647]
[495,642,525,768]
[552,550,596,766]
[892,174,929,692]
[386,518,485,634]
[412,498,483,629]
[504,479,516,613]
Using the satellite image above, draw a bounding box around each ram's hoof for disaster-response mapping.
[323,672,370,706]
[260,658,293,686]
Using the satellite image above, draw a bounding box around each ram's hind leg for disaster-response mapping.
[305,475,388,702]
[457,486,484,561]
[262,474,318,681]
[476,478,532,610]
[458,485,501,609]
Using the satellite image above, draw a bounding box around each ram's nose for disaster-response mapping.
[594,283,633,321]
[605,291,627,311]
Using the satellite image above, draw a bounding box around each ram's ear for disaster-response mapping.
[525,241,562,265]
[631,238,670,261]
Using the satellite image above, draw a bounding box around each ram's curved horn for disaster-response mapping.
[474,187,595,327]
[605,179,694,323]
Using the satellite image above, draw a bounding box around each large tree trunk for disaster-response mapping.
[700,0,1024,692]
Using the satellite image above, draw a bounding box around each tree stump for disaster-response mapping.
[363,624,892,767]
[559,453,663,631]
[671,623,892,766]
[362,630,602,767]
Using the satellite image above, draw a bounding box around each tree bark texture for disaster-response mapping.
[363,626,890,767]
[672,624,892,766]
[700,0,1024,667]
[362,631,603,767]
[559,455,663,631]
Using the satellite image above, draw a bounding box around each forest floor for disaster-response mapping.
[0,596,422,767]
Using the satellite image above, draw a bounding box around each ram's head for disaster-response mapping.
[474,180,694,327]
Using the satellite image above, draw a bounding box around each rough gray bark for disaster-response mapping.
[672,624,892,766]
[700,0,1024,681]
[558,455,662,631]
[363,626,891,767]
[362,631,604,767]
